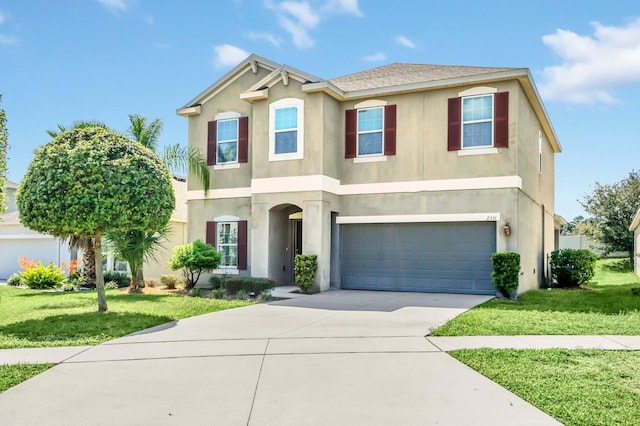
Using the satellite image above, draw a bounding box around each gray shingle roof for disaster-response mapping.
[329,63,519,92]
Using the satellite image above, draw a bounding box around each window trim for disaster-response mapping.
[538,130,543,174]
[216,118,239,165]
[461,94,494,149]
[216,221,239,270]
[356,106,385,157]
[269,98,304,161]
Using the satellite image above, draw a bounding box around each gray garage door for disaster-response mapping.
[340,222,496,294]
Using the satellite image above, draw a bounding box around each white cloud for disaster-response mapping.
[321,0,362,17]
[264,0,360,49]
[96,0,129,12]
[363,52,387,62]
[395,35,416,49]
[539,19,640,104]
[153,42,170,49]
[145,16,155,25]
[212,44,250,69]
[0,12,7,25]
[248,31,282,47]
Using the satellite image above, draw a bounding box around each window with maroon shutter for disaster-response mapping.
[493,92,509,148]
[207,220,247,270]
[383,104,396,156]
[237,220,247,270]
[207,121,217,165]
[346,105,397,158]
[238,116,248,163]
[345,109,357,158]
[447,97,461,151]
[206,221,216,246]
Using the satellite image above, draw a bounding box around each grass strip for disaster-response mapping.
[0,363,56,393]
[450,349,640,426]
[0,286,253,349]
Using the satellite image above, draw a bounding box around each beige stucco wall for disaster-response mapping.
[183,63,557,293]
[635,229,640,276]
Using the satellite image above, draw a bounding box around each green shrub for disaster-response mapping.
[104,281,119,290]
[160,274,179,289]
[224,277,276,295]
[294,254,317,293]
[167,239,221,289]
[550,249,597,287]
[189,288,201,298]
[491,252,520,298]
[236,289,247,300]
[7,273,22,287]
[103,271,130,288]
[212,288,225,299]
[259,289,273,301]
[144,278,157,288]
[19,261,66,289]
[59,282,79,292]
[209,274,230,289]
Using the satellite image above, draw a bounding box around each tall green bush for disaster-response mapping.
[491,252,520,298]
[167,239,221,289]
[294,254,317,293]
[550,249,597,287]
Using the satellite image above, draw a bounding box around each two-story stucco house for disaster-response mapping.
[177,54,561,295]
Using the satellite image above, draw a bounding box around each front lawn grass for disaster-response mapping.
[450,349,640,426]
[0,286,253,349]
[0,363,55,393]
[432,258,640,336]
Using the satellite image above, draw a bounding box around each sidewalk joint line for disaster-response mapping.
[247,338,270,426]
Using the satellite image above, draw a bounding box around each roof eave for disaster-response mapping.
[176,54,281,114]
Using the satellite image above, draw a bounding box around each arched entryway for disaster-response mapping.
[268,204,302,286]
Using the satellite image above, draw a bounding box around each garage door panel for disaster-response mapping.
[340,222,496,295]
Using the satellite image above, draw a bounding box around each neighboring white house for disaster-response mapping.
[630,207,640,276]
[0,181,73,280]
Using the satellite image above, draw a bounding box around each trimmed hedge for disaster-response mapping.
[294,254,317,293]
[550,249,597,287]
[491,252,520,298]
[224,277,276,295]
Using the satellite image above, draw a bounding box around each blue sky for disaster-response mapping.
[1,0,639,221]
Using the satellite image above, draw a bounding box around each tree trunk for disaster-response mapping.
[82,239,96,288]
[630,250,635,271]
[94,231,108,312]
[128,264,145,293]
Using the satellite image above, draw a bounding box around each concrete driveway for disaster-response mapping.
[0,290,561,425]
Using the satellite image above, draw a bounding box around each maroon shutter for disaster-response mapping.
[237,220,247,270]
[345,109,357,158]
[207,121,217,165]
[238,116,248,163]
[206,221,216,247]
[383,104,396,156]
[447,97,461,151]
[494,92,509,148]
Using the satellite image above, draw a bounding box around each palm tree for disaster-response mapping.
[111,114,209,291]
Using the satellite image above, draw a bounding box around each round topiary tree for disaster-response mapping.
[17,126,175,312]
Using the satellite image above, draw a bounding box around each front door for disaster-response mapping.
[290,219,303,284]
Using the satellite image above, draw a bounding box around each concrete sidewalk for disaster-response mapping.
[0,290,565,425]
[3,335,640,365]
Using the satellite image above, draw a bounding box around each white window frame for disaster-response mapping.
[269,98,304,161]
[216,222,238,269]
[216,118,239,165]
[461,94,494,149]
[356,106,384,157]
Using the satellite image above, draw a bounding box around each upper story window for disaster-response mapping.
[207,113,248,166]
[345,103,396,159]
[462,95,493,148]
[269,98,304,161]
[448,90,508,152]
[357,107,384,155]
[217,119,238,164]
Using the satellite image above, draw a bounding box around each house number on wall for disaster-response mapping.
[486,215,498,221]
